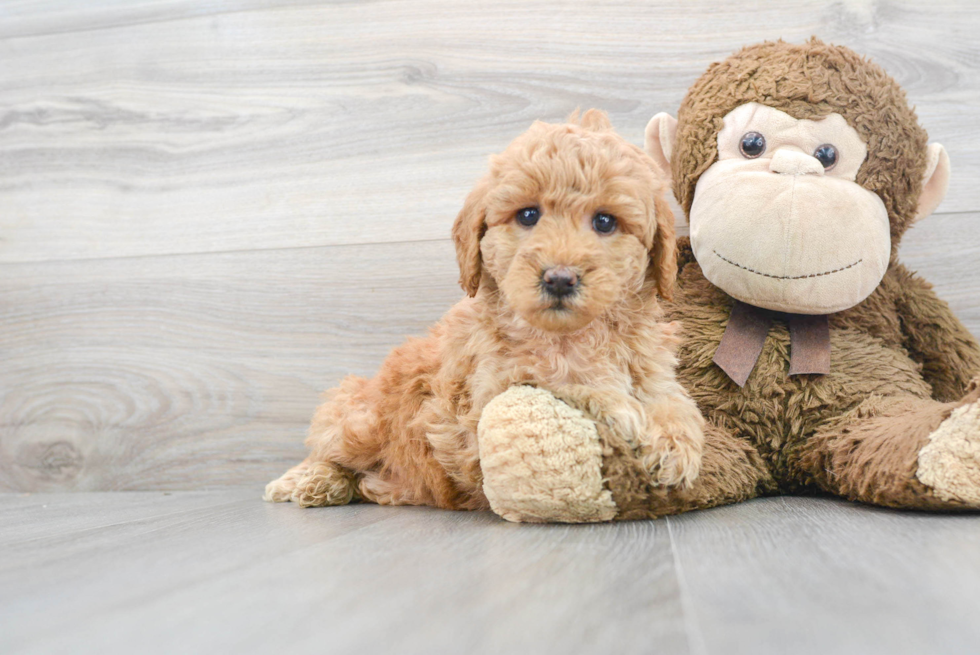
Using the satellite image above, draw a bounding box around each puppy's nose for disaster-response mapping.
[541,266,579,298]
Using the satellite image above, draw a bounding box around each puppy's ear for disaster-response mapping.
[565,108,612,132]
[650,193,678,300]
[452,176,490,296]
[579,109,612,132]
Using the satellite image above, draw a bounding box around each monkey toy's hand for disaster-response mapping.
[476,384,706,523]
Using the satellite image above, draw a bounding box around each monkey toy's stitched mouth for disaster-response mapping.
[712,250,864,280]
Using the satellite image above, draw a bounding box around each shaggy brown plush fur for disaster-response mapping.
[655,40,980,512]
[668,241,980,509]
[595,418,775,520]
[264,111,705,509]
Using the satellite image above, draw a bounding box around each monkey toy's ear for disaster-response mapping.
[644,113,679,180]
[914,143,951,223]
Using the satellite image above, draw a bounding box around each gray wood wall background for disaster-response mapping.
[1,0,978,492]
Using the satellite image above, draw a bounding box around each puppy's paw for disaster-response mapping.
[640,429,703,489]
[549,384,645,448]
[264,476,295,503]
[263,461,309,503]
[291,463,356,508]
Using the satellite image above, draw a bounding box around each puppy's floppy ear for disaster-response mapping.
[650,193,678,300]
[452,176,490,296]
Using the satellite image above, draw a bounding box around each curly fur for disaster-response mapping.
[265,111,704,509]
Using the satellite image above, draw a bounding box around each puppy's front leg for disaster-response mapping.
[549,383,704,489]
[548,384,647,451]
[639,389,704,489]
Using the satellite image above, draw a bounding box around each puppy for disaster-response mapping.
[265,110,704,510]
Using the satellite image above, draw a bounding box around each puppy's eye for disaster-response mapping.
[592,212,617,235]
[739,132,766,158]
[516,207,540,227]
[813,144,838,170]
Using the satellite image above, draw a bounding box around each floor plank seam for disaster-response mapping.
[0,236,454,268]
[666,516,708,655]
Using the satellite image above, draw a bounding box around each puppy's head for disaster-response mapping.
[452,110,676,334]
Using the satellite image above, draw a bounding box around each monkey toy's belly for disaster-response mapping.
[668,290,933,484]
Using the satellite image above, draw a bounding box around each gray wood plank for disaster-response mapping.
[1,0,979,264]
[0,240,462,492]
[0,490,243,544]
[3,492,979,655]
[0,490,688,655]
[666,497,980,655]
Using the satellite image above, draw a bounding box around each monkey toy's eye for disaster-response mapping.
[516,207,540,227]
[592,212,617,234]
[813,144,838,170]
[739,132,766,158]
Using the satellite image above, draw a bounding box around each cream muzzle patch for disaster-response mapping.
[689,103,891,315]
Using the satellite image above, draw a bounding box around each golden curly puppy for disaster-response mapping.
[265,110,704,510]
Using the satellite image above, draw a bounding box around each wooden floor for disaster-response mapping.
[2,491,979,655]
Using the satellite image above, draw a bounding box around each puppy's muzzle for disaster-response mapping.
[541,266,579,299]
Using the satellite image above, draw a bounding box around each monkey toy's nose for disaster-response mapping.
[541,266,579,298]
[769,149,825,176]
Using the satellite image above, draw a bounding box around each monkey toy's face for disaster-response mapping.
[647,80,950,317]
[688,102,890,315]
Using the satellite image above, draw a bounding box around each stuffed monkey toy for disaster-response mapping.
[478,39,980,522]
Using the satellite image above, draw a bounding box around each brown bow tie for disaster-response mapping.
[713,301,831,387]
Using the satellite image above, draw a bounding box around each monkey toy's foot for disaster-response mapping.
[477,386,618,523]
[917,399,980,507]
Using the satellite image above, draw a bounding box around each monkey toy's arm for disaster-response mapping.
[891,262,980,402]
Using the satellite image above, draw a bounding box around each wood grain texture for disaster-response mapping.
[1,0,979,491]
[0,240,463,491]
[2,0,979,263]
[668,497,980,654]
[2,492,979,655]
[0,490,687,655]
